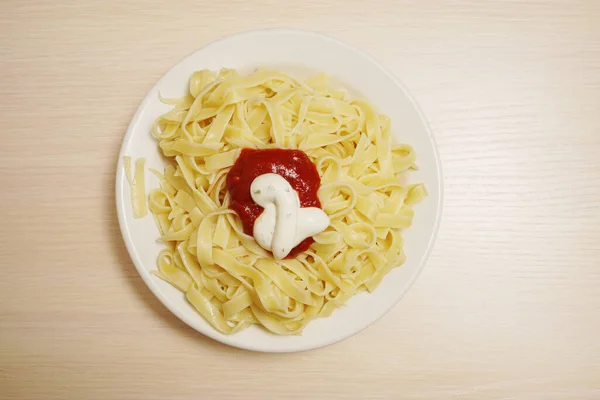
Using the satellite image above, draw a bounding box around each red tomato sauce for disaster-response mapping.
[226,148,322,258]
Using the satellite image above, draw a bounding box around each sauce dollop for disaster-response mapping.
[226,148,323,258]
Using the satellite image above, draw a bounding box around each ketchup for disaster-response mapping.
[226,148,322,258]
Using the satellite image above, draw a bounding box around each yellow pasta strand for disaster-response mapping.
[123,156,148,218]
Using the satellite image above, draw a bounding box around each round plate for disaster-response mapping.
[116,29,443,352]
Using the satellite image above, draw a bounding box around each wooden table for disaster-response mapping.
[2,1,599,398]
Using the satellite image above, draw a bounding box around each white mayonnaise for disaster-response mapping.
[250,173,330,259]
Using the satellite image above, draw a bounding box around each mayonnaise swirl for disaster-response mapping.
[251,173,330,259]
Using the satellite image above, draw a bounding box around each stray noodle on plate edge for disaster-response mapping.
[124,68,426,335]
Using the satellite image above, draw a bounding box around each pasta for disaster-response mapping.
[123,156,148,218]
[145,68,426,335]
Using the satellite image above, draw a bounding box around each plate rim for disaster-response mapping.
[115,28,444,352]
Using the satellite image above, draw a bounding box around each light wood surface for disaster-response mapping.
[2,1,600,399]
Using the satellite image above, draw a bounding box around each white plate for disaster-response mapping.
[116,29,443,353]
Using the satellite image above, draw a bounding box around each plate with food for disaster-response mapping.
[116,29,442,352]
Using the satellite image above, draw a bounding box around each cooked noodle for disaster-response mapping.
[123,156,148,219]
[140,68,425,334]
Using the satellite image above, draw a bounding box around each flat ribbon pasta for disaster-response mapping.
[145,68,426,335]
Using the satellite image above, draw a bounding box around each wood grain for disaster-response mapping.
[1,1,599,399]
